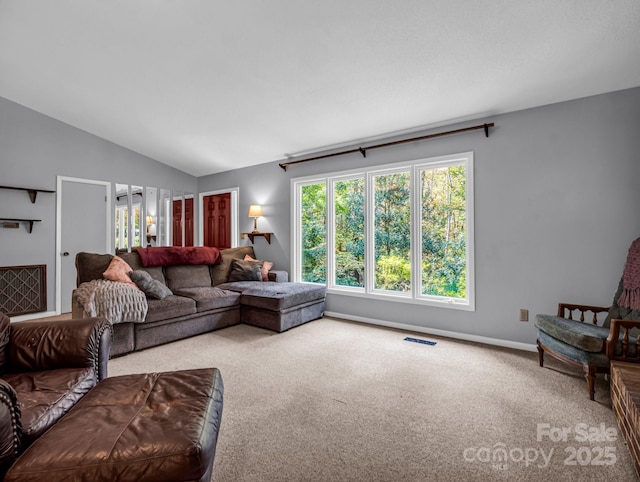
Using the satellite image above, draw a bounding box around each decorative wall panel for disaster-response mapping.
[0,265,46,316]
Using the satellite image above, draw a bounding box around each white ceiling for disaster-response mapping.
[1,1,639,177]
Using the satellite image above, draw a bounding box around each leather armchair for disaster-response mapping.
[0,314,112,477]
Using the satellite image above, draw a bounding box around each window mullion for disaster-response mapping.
[291,183,300,282]
[365,173,374,295]
[411,166,421,300]
[327,180,335,288]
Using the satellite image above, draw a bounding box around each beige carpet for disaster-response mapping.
[109,317,638,481]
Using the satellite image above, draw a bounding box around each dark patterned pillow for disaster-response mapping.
[129,270,173,299]
[228,259,262,282]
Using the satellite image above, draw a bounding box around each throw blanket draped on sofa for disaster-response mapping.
[134,246,222,267]
[619,237,640,311]
[75,279,148,324]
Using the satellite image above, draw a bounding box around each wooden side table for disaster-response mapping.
[610,361,640,477]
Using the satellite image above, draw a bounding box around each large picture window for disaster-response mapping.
[292,152,474,310]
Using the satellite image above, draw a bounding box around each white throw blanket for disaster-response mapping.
[75,279,148,324]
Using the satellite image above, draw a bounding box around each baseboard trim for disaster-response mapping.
[9,311,58,322]
[324,311,537,352]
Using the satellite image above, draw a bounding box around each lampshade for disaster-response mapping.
[248,205,263,218]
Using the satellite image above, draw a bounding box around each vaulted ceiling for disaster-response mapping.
[1,1,639,176]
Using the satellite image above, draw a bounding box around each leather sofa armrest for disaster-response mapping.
[0,379,21,477]
[268,270,289,282]
[8,318,113,382]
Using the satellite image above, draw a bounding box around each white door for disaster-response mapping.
[58,177,110,314]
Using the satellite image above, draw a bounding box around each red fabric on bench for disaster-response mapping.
[134,247,222,267]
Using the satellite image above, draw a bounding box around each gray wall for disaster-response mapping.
[0,96,197,312]
[3,88,639,344]
[198,87,640,345]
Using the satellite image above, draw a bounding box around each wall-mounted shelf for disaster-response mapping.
[241,232,273,244]
[0,185,55,203]
[1,218,42,233]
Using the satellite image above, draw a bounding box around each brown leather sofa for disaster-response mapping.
[0,313,112,478]
[0,313,224,481]
[4,368,224,482]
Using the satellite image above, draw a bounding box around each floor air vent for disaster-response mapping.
[404,337,437,346]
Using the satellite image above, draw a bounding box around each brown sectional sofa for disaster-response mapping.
[73,246,326,357]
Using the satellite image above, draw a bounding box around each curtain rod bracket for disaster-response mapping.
[484,123,489,137]
[279,163,287,171]
[359,147,366,158]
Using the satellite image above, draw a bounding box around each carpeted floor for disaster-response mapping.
[109,317,638,481]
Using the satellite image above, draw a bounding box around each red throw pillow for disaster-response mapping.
[244,255,273,281]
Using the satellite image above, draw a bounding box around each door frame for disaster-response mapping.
[199,187,239,248]
[56,176,111,314]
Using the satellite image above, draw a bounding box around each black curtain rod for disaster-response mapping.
[279,122,494,171]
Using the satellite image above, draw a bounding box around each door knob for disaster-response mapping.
[62,252,69,256]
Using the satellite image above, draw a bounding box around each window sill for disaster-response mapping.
[325,286,475,311]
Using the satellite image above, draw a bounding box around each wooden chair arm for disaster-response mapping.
[557,303,610,324]
[606,319,640,361]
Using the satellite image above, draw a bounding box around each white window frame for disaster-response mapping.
[329,173,366,291]
[115,205,129,249]
[291,151,474,311]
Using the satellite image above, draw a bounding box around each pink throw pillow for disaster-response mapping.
[103,256,138,288]
[244,255,273,281]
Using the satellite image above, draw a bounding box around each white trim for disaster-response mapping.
[325,286,475,310]
[291,178,325,283]
[291,151,474,311]
[368,165,412,294]
[198,187,239,247]
[56,176,111,315]
[9,311,58,322]
[324,311,537,352]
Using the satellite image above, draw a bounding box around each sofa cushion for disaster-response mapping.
[211,246,256,285]
[164,265,212,291]
[173,287,241,312]
[240,282,327,312]
[2,367,96,445]
[217,280,266,293]
[130,270,173,300]
[145,295,197,322]
[119,252,166,285]
[75,252,113,286]
[228,259,262,282]
[535,314,610,353]
[537,331,610,368]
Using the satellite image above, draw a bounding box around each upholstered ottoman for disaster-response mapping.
[5,368,224,482]
[240,282,326,332]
